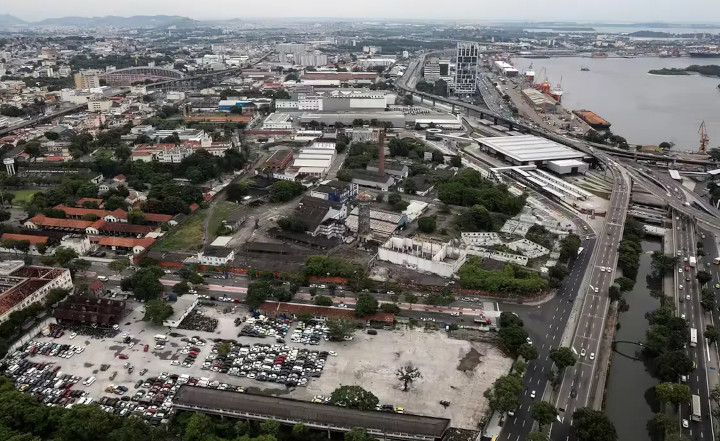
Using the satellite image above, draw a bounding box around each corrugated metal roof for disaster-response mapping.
[479,135,586,162]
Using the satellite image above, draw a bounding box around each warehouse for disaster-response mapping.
[521,88,557,113]
[546,159,589,175]
[477,135,587,166]
[300,112,406,128]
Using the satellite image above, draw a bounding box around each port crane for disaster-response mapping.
[699,121,709,155]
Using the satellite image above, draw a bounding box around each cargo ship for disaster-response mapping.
[591,52,608,58]
[688,46,720,57]
[573,110,611,130]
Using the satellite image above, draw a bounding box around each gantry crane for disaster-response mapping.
[699,121,709,155]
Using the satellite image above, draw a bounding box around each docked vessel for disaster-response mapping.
[536,81,563,104]
[688,49,720,57]
[573,110,611,130]
[591,52,608,58]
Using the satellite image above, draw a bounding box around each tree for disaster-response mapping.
[697,270,713,285]
[172,281,190,296]
[559,234,582,262]
[550,347,577,370]
[54,247,78,266]
[126,267,164,301]
[499,312,524,328]
[345,428,375,441]
[396,363,422,391]
[45,131,60,141]
[183,412,215,441]
[246,281,272,308]
[0,210,10,222]
[404,292,418,304]
[417,216,436,233]
[326,317,356,341]
[355,293,378,317]
[269,180,304,203]
[705,326,720,344]
[519,343,539,361]
[531,401,558,429]
[499,325,529,353]
[127,210,146,225]
[380,303,401,314]
[654,350,694,382]
[330,385,379,410]
[216,342,232,356]
[608,284,622,302]
[527,432,549,441]
[701,288,716,311]
[108,259,129,275]
[650,252,679,277]
[45,288,70,307]
[143,299,173,326]
[572,408,617,441]
[314,295,333,306]
[655,382,691,408]
[613,277,635,292]
[23,141,42,161]
[484,373,524,413]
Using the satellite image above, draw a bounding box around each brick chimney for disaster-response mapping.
[378,130,385,175]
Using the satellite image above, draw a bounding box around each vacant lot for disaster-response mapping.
[298,327,512,429]
[10,189,38,206]
[154,210,205,250]
[207,201,237,241]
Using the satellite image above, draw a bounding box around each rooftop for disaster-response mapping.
[1,233,49,245]
[201,246,234,258]
[478,135,586,163]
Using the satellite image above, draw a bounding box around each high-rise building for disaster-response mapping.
[424,57,440,82]
[276,43,306,56]
[454,42,480,96]
[74,70,101,90]
[296,53,328,67]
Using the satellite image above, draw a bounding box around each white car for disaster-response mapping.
[594,287,599,293]
[530,390,536,399]
[526,337,533,345]
[681,313,686,320]
[69,332,77,340]
[679,268,683,274]
[686,294,691,300]
[589,352,595,360]
[450,312,460,317]
[682,419,689,428]
[170,360,180,366]
[679,285,684,290]
[188,290,197,294]
[580,348,586,357]
[599,267,606,272]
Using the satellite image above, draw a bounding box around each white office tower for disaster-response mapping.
[454,42,480,96]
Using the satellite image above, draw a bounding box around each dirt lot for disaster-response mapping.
[298,326,512,430]
[20,303,510,429]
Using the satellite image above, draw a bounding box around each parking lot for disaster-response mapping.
[1,301,511,430]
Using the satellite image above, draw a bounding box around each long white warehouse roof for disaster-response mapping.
[478,135,587,163]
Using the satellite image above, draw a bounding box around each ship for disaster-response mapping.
[573,110,611,130]
[591,52,608,58]
[688,49,720,57]
[580,66,590,71]
[536,81,563,104]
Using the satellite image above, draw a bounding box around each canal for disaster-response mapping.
[604,239,663,441]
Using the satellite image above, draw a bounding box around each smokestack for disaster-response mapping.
[378,130,385,175]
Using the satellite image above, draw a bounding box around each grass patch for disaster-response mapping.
[154,210,205,251]
[207,201,237,241]
[10,190,38,206]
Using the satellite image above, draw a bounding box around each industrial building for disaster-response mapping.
[163,295,199,328]
[454,42,480,95]
[377,237,466,278]
[262,113,293,130]
[521,88,557,113]
[477,135,588,166]
[424,57,441,82]
[493,60,519,77]
[345,206,408,237]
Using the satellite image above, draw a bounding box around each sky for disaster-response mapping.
[6,0,720,23]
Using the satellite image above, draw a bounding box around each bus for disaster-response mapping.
[690,328,698,348]
[691,394,701,421]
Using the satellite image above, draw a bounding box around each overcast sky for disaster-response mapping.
[7,0,720,23]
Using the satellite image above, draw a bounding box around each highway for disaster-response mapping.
[675,212,715,439]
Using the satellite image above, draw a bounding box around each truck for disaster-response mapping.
[689,256,697,268]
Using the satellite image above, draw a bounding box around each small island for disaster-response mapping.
[649,64,720,77]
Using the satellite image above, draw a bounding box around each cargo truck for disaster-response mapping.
[689,256,697,268]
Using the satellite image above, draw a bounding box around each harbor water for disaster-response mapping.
[603,240,662,441]
[512,56,720,150]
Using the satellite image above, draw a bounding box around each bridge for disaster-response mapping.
[612,340,645,361]
[101,66,185,86]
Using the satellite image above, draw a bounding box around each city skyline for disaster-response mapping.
[5,0,720,24]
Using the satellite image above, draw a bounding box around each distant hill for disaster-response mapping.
[0,15,196,28]
[0,14,25,26]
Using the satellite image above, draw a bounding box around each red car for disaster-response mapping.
[685,266,690,272]
[144,344,149,352]
[118,354,128,359]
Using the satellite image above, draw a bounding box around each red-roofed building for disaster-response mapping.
[258,301,395,324]
[76,198,104,208]
[189,203,200,212]
[0,234,49,255]
[86,220,154,237]
[113,174,126,182]
[24,215,93,232]
[0,262,73,323]
[97,236,155,255]
[54,204,110,220]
